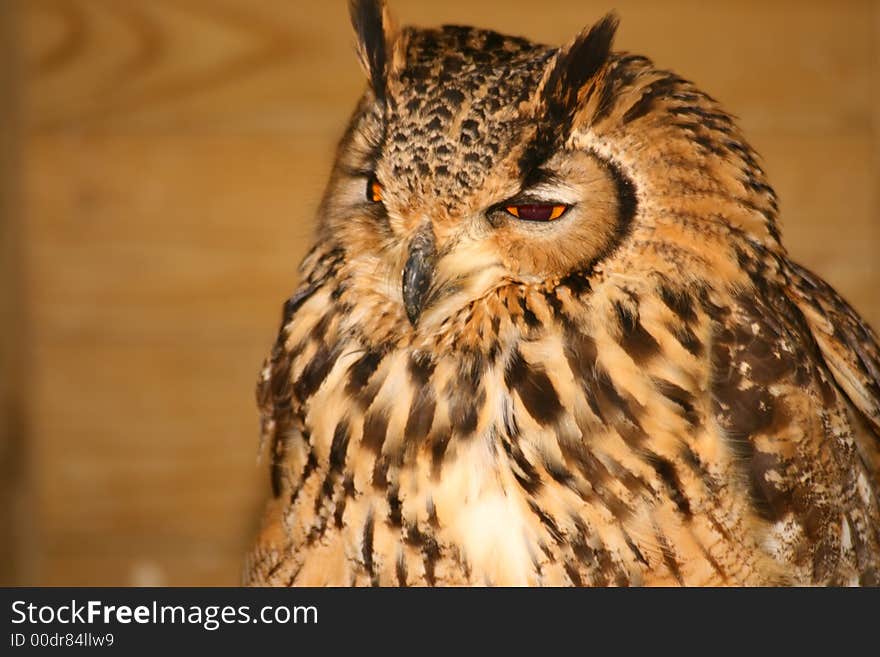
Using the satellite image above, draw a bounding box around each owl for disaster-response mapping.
[244,0,880,586]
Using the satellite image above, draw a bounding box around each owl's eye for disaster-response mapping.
[505,204,568,221]
[367,175,383,203]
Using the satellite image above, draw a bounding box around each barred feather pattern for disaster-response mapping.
[245,239,880,586]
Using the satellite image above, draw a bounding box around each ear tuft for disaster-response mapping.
[542,13,619,125]
[349,0,396,104]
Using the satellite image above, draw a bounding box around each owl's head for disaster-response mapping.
[316,0,780,332]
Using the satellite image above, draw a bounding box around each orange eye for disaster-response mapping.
[505,204,568,221]
[367,176,383,203]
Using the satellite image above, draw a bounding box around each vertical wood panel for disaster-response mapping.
[13,0,880,585]
[0,0,32,586]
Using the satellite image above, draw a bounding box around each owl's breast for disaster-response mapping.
[272,299,671,586]
[253,265,880,587]
[285,332,552,584]
[259,276,691,585]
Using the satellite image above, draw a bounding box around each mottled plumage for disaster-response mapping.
[244,1,880,586]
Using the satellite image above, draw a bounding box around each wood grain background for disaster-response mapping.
[3,0,879,585]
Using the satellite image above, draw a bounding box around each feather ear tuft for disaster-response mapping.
[349,0,398,104]
[541,13,619,126]
[519,14,619,176]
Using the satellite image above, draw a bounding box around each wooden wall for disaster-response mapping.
[2,0,30,587]
[4,0,879,585]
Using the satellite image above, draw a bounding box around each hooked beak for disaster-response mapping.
[402,227,436,326]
